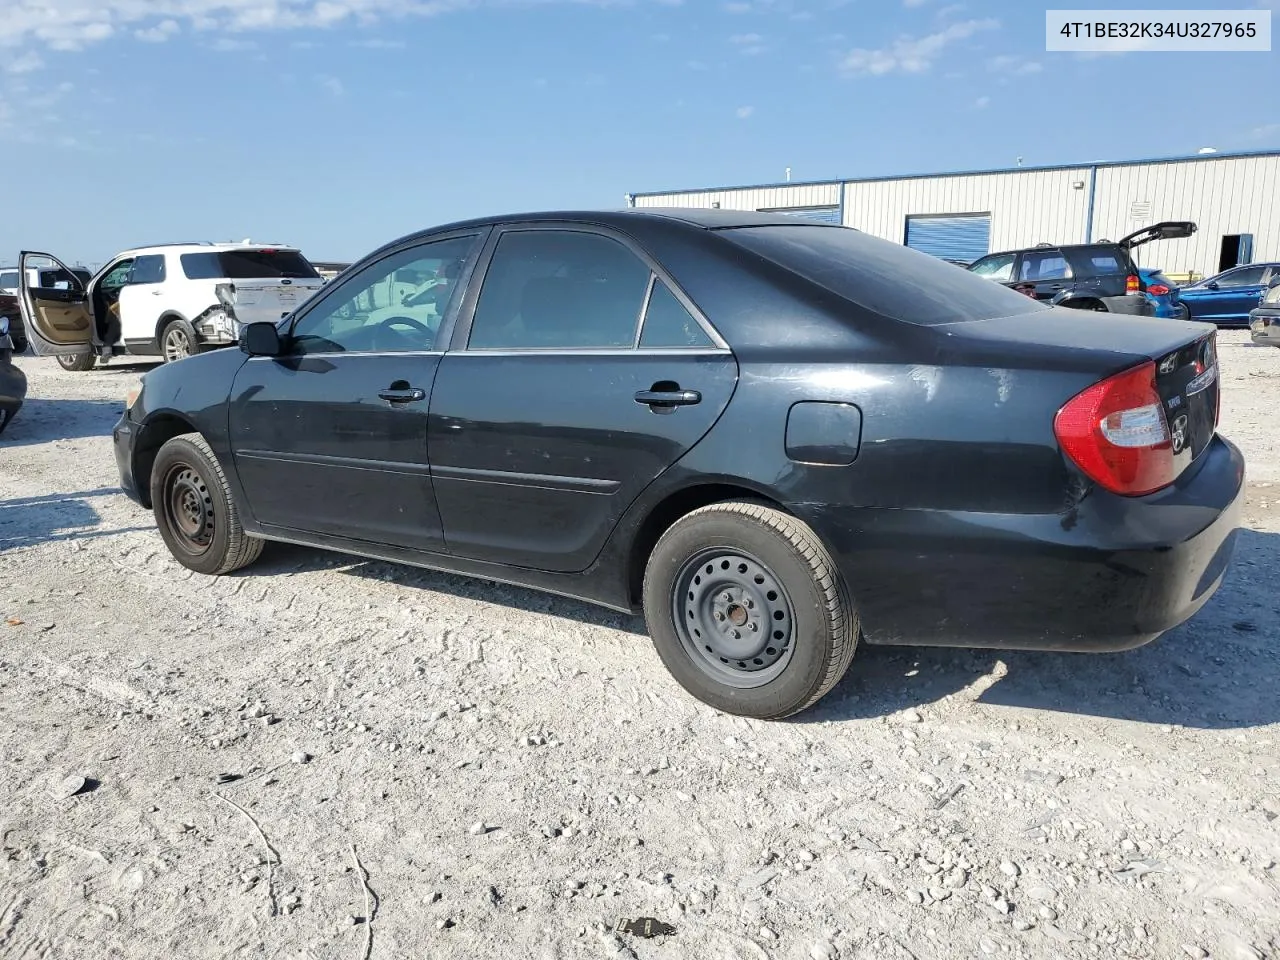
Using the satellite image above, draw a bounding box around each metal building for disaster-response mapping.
[628,150,1280,281]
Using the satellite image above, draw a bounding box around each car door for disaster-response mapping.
[15,251,96,357]
[227,231,486,552]
[1186,265,1268,323]
[427,225,739,573]
[116,254,167,347]
[1014,249,1072,301]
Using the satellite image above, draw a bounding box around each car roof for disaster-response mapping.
[113,242,303,257]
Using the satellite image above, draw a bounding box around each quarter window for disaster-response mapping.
[639,280,715,348]
[467,230,651,350]
[287,235,476,355]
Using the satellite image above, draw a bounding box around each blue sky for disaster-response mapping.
[1,0,1276,266]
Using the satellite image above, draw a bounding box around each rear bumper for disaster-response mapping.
[1250,308,1280,346]
[1101,295,1155,317]
[801,434,1245,652]
[112,411,144,505]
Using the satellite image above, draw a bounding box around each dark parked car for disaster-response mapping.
[1179,262,1280,326]
[0,311,27,434]
[1249,277,1280,347]
[966,222,1197,315]
[71,210,1242,719]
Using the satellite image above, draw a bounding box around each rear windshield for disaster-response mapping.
[723,225,1045,326]
[181,250,319,281]
[1062,246,1132,278]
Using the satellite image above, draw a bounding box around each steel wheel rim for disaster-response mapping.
[162,464,215,557]
[164,328,191,362]
[671,548,797,689]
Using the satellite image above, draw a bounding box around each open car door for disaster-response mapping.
[1118,221,1197,251]
[18,251,94,358]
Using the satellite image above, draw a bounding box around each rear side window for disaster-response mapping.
[129,255,166,285]
[0,271,18,289]
[1019,251,1069,281]
[1062,246,1128,278]
[725,225,1046,326]
[468,230,651,349]
[181,250,320,281]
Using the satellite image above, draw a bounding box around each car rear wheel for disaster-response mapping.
[150,432,264,576]
[161,319,203,363]
[1176,303,1191,321]
[642,500,857,719]
[57,352,95,372]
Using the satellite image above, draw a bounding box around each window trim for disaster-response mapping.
[272,229,488,359]
[448,222,731,355]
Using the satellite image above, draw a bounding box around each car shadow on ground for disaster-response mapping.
[805,528,1280,731]
[250,542,650,636]
[0,488,152,551]
[0,398,125,447]
[250,530,1278,730]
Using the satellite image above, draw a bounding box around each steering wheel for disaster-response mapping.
[374,315,435,350]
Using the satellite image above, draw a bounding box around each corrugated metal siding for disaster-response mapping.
[842,170,1089,252]
[1091,155,1280,277]
[631,154,1280,278]
[632,183,840,212]
[764,205,842,223]
[904,214,992,262]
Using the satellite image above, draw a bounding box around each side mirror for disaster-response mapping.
[1206,281,1219,290]
[240,322,284,357]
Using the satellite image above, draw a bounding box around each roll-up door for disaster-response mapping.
[904,214,992,264]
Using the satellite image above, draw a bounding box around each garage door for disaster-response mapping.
[904,214,991,263]
[763,206,843,224]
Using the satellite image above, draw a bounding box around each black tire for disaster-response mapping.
[57,352,96,372]
[12,337,28,355]
[1176,303,1191,321]
[642,500,857,720]
[150,432,264,576]
[160,318,204,364]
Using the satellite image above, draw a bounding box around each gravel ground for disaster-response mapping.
[2,331,1278,960]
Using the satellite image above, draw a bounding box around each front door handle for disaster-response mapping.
[379,386,426,404]
[634,388,701,407]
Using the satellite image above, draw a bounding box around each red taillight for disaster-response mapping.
[1054,361,1174,496]
[1146,283,1170,296]
[1126,274,1141,294]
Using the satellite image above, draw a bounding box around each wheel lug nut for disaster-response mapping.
[749,623,758,632]
[732,630,741,639]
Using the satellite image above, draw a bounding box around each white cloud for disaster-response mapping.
[973,94,989,108]
[209,36,255,51]
[350,38,404,48]
[903,0,929,6]
[840,17,999,76]
[730,32,763,44]
[1251,122,1280,140]
[987,54,1041,74]
[5,51,44,73]
[316,73,344,96]
[136,19,180,42]
[735,104,754,119]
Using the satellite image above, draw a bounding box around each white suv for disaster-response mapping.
[17,243,325,371]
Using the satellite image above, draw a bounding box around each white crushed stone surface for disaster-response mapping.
[1,331,1278,959]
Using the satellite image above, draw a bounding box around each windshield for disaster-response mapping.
[724,225,1047,326]
[180,249,320,281]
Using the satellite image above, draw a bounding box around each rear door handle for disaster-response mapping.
[379,387,426,404]
[634,389,701,407]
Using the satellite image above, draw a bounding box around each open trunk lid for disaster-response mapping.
[229,276,325,325]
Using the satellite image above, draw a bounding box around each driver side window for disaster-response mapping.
[289,235,477,355]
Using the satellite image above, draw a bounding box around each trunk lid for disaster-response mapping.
[945,306,1220,477]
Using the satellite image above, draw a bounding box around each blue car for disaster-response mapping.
[1177,262,1280,326]
[1138,268,1182,319]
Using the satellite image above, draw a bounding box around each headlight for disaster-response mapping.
[125,382,143,411]
[1265,285,1280,305]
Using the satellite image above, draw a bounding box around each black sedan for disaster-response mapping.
[95,209,1242,719]
[0,309,26,435]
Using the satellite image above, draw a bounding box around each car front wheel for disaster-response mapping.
[150,432,264,576]
[642,500,857,719]
[57,353,96,372]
